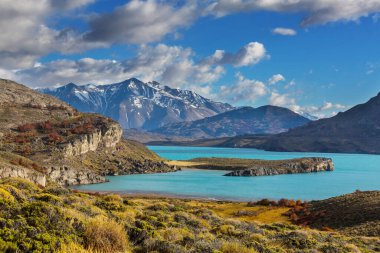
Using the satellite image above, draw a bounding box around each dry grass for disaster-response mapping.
[84,216,130,253]
[186,201,290,224]
[220,241,258,253]
[166,160,205,167]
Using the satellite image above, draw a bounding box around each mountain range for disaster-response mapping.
[182,92,380,154]
[39,79,233,130]
[151,106,311,139]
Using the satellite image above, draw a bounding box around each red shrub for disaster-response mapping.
[48,132,64,144]
[17,123,36,132]
[40,121,53,132]
[14,135,29,144]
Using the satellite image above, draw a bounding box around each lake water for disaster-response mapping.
[73,146,380,201]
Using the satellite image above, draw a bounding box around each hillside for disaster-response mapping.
[178,92,380,154]
[39,79,233,130]
[0,79,175,186]
[0,178,379,253]
[151,106,310,139]
[291,191,380,237]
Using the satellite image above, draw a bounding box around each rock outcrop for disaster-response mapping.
[224,158,334,176]
[62,122,122,157]
[0,163,46,186]
[46,166,106,186]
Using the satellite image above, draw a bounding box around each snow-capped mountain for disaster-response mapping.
[39,78,234,130]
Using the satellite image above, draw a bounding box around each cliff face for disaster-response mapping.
[224,158,334,176]
[0,163,46,186]
[46,166,106,186]
[62,121,122,157]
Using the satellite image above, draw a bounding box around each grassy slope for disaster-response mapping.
[293,191,380,237]
[0,178,379,253]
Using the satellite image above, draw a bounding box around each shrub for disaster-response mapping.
[84,216,130,252]
[220,241,258,253]
[34,193,62,205]
[48,132,64,144]
[0,188,15,203]
[39,121,53,132]
[17,123,36,132]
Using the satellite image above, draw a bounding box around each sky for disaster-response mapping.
[1,0,380,118]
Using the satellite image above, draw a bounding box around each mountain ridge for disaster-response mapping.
[151,105,311,139]
[39,78,234,130]
[175,91,380,154]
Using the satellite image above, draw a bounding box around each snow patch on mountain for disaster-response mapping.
[39,78,234,130]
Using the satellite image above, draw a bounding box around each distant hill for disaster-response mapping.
[186,92,380,154]
[151,106,311,139]
[39,78,233,130]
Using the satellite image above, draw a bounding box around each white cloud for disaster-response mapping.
[15,41,269,88]
[211,42,267,67]
[206,0,380,26]
[284,79,296,89]
[269,92,300,111]
[219,73,268,103]
[272,27,297,36]
[0,0,99,69]
[269,91,348,118]
[268,74,285,85]
[320,102,346,111]
[84,0,198,44]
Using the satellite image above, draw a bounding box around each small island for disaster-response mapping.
[168,157,334,176]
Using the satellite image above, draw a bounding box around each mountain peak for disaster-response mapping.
[40,78,234,130]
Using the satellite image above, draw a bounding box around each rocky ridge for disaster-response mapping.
[152,106,311,139]
[39,78,234,130]
[224,157,334,176]
[173,157,334,177]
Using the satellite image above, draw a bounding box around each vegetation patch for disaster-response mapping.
[0,178,379,253]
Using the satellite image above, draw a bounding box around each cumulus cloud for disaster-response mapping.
[269,92,300,111]
[84,0,198,44]
[206,0,380,26]
[269,91,348,118]
[268,74,285,85]
[272,27,297,36]
[219,73,268,103]
[319,102,346,111]
[206,42,267,67]
[15,41,268,88]
[0,0,99,69]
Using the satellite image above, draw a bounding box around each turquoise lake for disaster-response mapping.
[73,146,380,201]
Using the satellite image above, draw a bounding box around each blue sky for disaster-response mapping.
[1,0,380,118]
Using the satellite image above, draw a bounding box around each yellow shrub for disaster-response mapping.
[161,227,192,242]
[84,216,130,253]
[0,188,14,203]
[220,242,258,253]
[57,241,91,253]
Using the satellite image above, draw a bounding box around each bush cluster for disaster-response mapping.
[0,178,378,253]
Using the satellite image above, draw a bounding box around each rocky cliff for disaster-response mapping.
[224,158,334,176]
[62,120,122,157]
